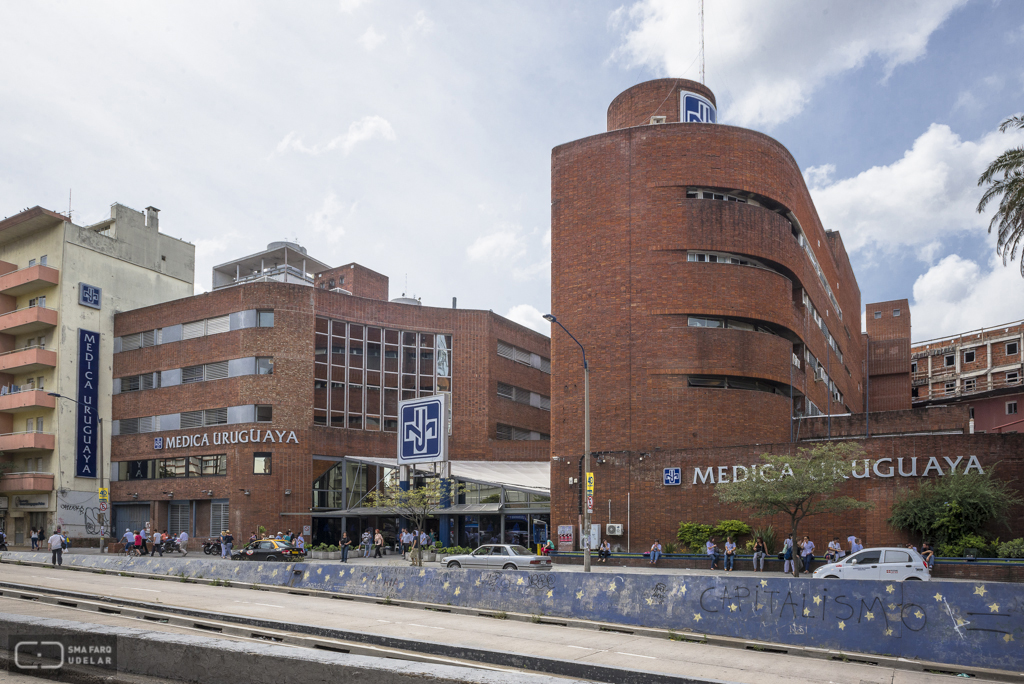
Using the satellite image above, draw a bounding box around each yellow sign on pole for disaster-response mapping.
[98,488,109,502]
[585,472,594,495]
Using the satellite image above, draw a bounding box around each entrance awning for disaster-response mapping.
[309,502,503,518]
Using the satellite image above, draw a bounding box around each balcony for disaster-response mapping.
[0,431,54,452]
[0,346,57,374]
[0,471,54,493]
[0,388,55,413]
[0,305,58,336]
[0,264,59,297]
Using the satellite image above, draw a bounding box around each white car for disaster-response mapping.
[813,547,931,581]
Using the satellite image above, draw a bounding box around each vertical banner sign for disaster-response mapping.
[586,472,594,513]
[76,329,100,478]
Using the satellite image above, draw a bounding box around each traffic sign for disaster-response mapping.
[586,495,593,513]
[99,502,108,512]
[98,487,109,502]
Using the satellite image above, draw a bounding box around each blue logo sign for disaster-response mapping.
[681,92,716,124]
[154,437,163,450]
[75,329,100,478]
[398,395,448,464]
[664,467,682,486]
[79,283,102,310]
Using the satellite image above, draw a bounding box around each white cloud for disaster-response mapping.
[808,121,1024,258]
[306,192,353,243]
[466,227,526,262]
[405,11,434,37]
[274,115,397,156]
[339,0,370,13]
[613,0,965,127]
[911,254,1024,340]
[358,26,386,51]
[803,164,835,190]
[506,304,550,334]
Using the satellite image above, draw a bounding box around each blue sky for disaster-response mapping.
[1,0,1022,341]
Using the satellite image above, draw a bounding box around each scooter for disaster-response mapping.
[162,538,182,554]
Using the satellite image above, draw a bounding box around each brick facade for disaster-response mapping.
[109,280,550,540]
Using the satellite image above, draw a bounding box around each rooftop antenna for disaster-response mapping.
[699,0,705,84]
[68,188,72,220]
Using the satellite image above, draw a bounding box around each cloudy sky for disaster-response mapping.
[2,0,1022,342]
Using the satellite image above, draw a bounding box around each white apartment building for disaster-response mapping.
[0,203,194,544]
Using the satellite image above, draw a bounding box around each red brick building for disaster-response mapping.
[548,79,1024,551]
[109,245,551,546]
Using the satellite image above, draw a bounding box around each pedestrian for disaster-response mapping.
[48,526,64,567]
[850,537,863,554]
[294,533,305,553]
[921,542,935,570]
[361,529,372,557]
[134,530,143,554]
[752,537,767,572]
[178,529,189,556]
[598,539,612,563]
[800,536,815,572]
[123,528,135,554]
[152,529,164,557]
[283,530,292,543]
[410,529,421,566]
[705,537,719,570]
[649,539,662,565]
[373,529,384,559]
[340,532,351,563]
[31,527,38,551]
[419,529,429,557]
[221,530,234,559]
[783,534,794,573]
[724,536,737,572]
[139,527,150,556]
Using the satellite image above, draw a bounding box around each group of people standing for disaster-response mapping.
[122,527,190,557]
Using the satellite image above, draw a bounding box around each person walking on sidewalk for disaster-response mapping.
[705,537,720,570]
[752,537,767,572]
[152,529,164,557]
[373,529,384,559]
[340,532,351,563]
[48,527,64,567]
[724,537,737,572]
[139,527,150,556]
[360,529,372,557]
[31,528,39,551]
[178,530,189,556]
[410,530,421,566]
[783,534,794,573]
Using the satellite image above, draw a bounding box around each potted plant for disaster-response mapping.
[326,544,341,560]
[310,543,326,560]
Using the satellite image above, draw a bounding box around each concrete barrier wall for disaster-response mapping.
[5,552,1021,672]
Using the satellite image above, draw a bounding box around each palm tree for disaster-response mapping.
[977,116,1024,276]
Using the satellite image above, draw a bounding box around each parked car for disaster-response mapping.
[813,547,931,581]
[233,539,303,562]
[441,544,552,571]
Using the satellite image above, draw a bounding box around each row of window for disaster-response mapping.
[802,291,843,363]
[496,382,551,411]
[118,310,274,352]
[915,342,1021,371]
[933,371,1021,395]
[117,357,274,394]
[795,232,843,320]
[27,296,46,308]
[687,316,779,336]
[687,375,789,397]
[873,308,901,319]
[685,189,752,204]
[686,251,772,271]
[497,341,551,374]
[496,424,550,441]
[27,255,48,268]
[114,404,271,435]
[113,454,228,480]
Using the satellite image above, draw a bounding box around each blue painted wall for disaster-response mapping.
[7,552,1020,672]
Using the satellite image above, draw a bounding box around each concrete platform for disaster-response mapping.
[0,563,1005,684]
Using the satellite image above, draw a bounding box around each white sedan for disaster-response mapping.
[441,544,553,571]
[813,547,931,581]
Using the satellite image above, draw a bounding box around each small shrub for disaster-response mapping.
[936,534,994,558]
[663,543,678,554]
[677,522,713,551]
[493,611,507,620]
[751,525,777,554]
[997,538,1024,559]
[327,545,339,552]
[713,520,752,541]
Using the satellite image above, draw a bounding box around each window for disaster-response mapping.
[37,376,44,390]
[254,452,272,474]
[1008,371,1020,385]
[206,315,230,335]
[205,360,229,381]
[121,375,142,392]
[40,255,47,266]
[944,354,955,367]
[205,408,227,425]
[28,298,36,308]
[256,405,273,422]
[182,320,205,340]
[964,378,976,393]
[1008,401,1018,415]
[911,361,918,373]
[182,366,204,384]
[256,357,274,375]
[944,381,956,394]
[197,454,227,476]
[964,350,975,363]
[874,311,881,319]
[37,296,45,308]
[650,115,667,124]
[28,259,36,267]
[893,309,901,317]
[1008,342,1019,356]
[257,310,274,327]
[883,550,911,564]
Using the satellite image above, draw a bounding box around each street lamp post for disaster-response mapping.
[49,393,106,553]
[543,314,591,573]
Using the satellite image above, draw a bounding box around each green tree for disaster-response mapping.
[676,522,713,551]
[887,468,1021,545]
[977,115,1024,276]
[714,442,873,576]
[365,474,465,536]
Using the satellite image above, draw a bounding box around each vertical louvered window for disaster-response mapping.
[120,418,140,435]
[181,366,204,384]
[180,411,203,429]
[497,341,514,360]
[204,361,229,381]
[204,408,228,425]
[122,333,143,351]
[497,382,514,399]
[182,321,205,340]
[206,315,230,335]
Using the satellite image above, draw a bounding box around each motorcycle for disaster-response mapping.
[203,539,222,555]
[162,539,182,555]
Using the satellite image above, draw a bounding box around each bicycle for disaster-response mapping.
[118,542,141,558]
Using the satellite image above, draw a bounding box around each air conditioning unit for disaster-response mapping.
[606,524,623,536]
